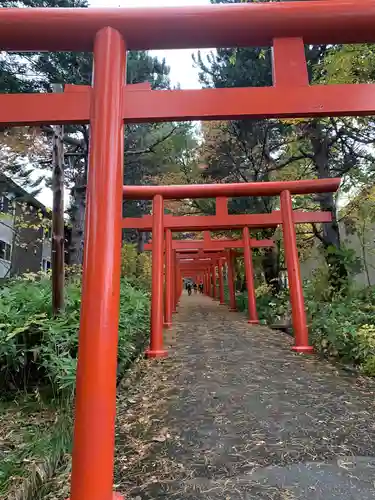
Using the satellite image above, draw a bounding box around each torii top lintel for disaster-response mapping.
[0,1,374,52]
[123,178,340,200]
[3,2,375,127]
[122,210,332,232]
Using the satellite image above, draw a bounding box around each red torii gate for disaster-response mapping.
[125,194,334,335]
[144,231,275,324]
[145,234,274,327]
[123,186,338,357]
[177,251,233,309]
[0,1,368,498]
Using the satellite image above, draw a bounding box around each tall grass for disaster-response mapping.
[0,274,150,399]
[0,273,150,498]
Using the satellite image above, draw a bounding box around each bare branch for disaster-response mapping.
[127,126,178,156]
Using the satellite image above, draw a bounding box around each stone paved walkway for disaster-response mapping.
[115,293,375,499]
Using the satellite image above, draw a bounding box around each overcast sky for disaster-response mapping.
[89,0,211,90]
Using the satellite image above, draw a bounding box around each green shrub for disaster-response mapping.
[0,274,150,398]
[303,285,375,369]
[121,243,151,291]
[234,287,289,325]
[362,355,375,376]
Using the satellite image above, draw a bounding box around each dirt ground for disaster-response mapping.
[111,294,375,499]
[43,293,375,499]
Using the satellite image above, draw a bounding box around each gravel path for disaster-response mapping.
[114,293,375,499]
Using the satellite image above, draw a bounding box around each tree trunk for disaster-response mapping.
[136,230,145,277]
[51,124,65,314]
[69,182,86,266]
[241,274,247,293]
[359,220,371,287]
[307,120,347,290]
[137,230,145,253]
[233,255,242,291]
[262,246,280,294]
[66,126,89,268]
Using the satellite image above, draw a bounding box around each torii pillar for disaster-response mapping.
[218,258,225,305]
[280,190,313,353]
[243,227,259,324]
[164,228,173,328]
[227,250,237,312]
[70,28,126,500]
[172,250,177,313]
[211,263,217,299]
[146,194,167,358]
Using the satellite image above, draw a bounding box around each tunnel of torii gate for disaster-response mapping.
[144,229,276,325]
[125,193,334,340]
[1,0,373,498]
[122,183,339,359]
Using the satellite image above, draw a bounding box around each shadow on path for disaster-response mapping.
[115,294,375,499]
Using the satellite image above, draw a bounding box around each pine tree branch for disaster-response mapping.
[126,126,178,156]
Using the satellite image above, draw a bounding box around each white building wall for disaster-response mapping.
[41,238,52,271]
[0,213,14,278]
[42,239,51,261]
[300,220,375,288]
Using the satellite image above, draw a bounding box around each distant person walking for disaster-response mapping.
[187,283,192,296]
